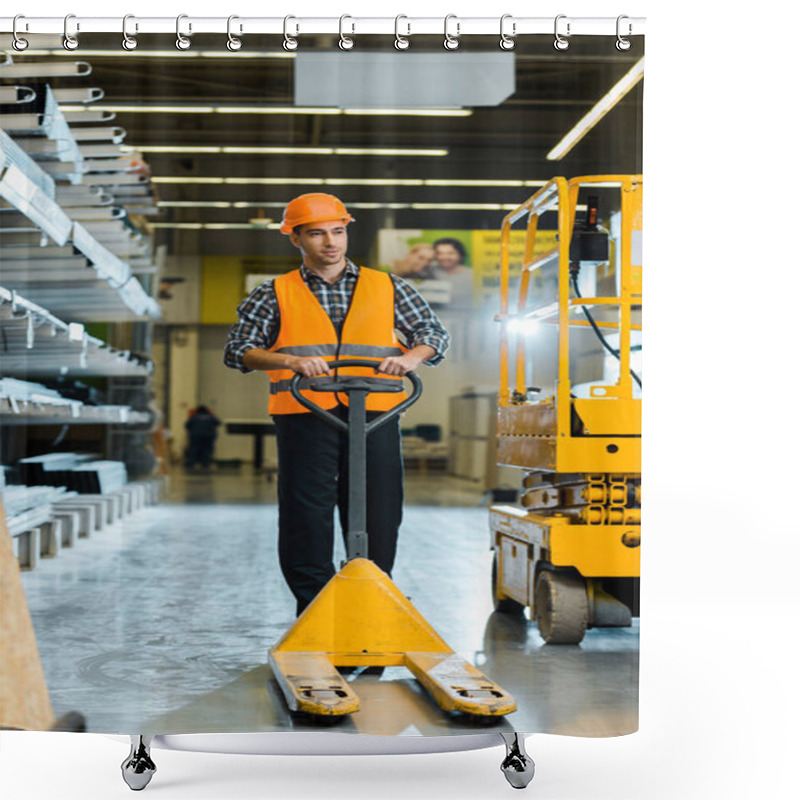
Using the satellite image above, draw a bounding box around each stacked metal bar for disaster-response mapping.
[19,453,127,494]
[0,55,160,321]
[1,55,160,426]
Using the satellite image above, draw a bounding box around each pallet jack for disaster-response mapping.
[268,359,516,720]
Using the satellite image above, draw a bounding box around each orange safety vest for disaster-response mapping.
[266,267,408,415]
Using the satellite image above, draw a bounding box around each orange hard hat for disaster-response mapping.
[280,193,355,234]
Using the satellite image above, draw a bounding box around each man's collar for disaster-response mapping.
[300,259,359,280]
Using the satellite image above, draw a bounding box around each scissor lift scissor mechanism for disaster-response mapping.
[490,176,642,644]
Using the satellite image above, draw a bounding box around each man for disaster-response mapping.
[432,237,474,307]
[184,405,221,470]
[224,193,450,616]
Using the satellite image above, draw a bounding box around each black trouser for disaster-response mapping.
[187,436,215,468]
[273,406,403,616]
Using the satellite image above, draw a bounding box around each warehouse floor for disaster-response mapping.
[20,468,638,737]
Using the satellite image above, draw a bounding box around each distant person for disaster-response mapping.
[431,238,474,307]
[185,405,221,470]
[391,243,435,279]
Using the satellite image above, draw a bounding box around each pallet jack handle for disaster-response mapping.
[288,359,422,561]
[288,358,422,433]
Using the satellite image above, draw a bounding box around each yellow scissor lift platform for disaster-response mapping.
[269,361,515,719]
[490,176,642,643]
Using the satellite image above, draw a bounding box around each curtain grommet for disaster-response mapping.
[227,15,243,51]
[283,15,299,51]
[554,14,570,51]
[175,14,192,51]
[444,14,460,51]
[12,15,29,51]
[122,15,138,50]
[616,15,632,51]
[394,15,411,50]
[339,15,355,50]
[63,13,79,51]
[499,14,516,50]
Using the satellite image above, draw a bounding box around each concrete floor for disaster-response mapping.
[20,467,638,737]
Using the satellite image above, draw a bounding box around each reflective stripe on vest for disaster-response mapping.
[266,267,408,415]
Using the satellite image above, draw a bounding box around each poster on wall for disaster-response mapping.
[375,228,558,307]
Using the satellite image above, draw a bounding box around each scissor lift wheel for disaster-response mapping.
[491,551,525,616]
[534,570,589,644]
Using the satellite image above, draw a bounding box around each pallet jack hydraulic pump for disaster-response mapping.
[268,359,516,720]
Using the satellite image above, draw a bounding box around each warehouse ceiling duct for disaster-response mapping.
[294,52,515,108]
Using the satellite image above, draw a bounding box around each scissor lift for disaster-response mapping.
[490,176,642,644]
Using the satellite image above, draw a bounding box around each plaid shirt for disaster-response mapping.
[224,260,450,373]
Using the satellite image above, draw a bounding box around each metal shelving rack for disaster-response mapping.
[0,50,160,432]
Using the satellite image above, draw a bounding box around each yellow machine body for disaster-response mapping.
[490,175,642,642]
[269,558,516,717]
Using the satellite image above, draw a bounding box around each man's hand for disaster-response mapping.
[289,356,332,377]
[378,352,423,376]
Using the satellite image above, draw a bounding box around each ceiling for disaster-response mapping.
[13,33,644,261]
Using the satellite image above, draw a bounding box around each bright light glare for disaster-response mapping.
[507,318,540,335]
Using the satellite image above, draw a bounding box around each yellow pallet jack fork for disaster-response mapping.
[268,359,516,719]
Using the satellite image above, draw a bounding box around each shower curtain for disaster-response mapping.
[1,11,643,763]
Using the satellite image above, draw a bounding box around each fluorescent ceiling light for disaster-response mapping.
[343,108,471,117]
[224,178,320,186]
[411,203,520,210]
[221,106,341,115]
[226,202,412,210]
[156,200,535,212]
[157,201,233,208]
[547,57,644,160]
[150,223,203,230]
[60,104,217,114]
[334,148,448,157]
[347,203,411,210]
[224,147,333,155]
[123,145,448,157]
[124,146,222,154]
[326,178,425,186]
[152,177,545,188]
[25,48,294,59]
[209,223,276,230]
[62,104,470,118]
[151,177,226,185]
[425,180,525,187]
[150,222,281,231]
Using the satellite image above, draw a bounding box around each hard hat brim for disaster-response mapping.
[280,213,355,235]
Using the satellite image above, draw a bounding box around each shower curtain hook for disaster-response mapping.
[339,15,355,50]
[63,14,79,51]
[394,15,411,50]
[122,15,138,50]
[616,15,632,51]
[444,14,460,50]
[554,14,570,51]
[12,15,29,51]
[499,14,516,50]
[176,14,192,50]
[227,15,243,51]
[283,16,299,51]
